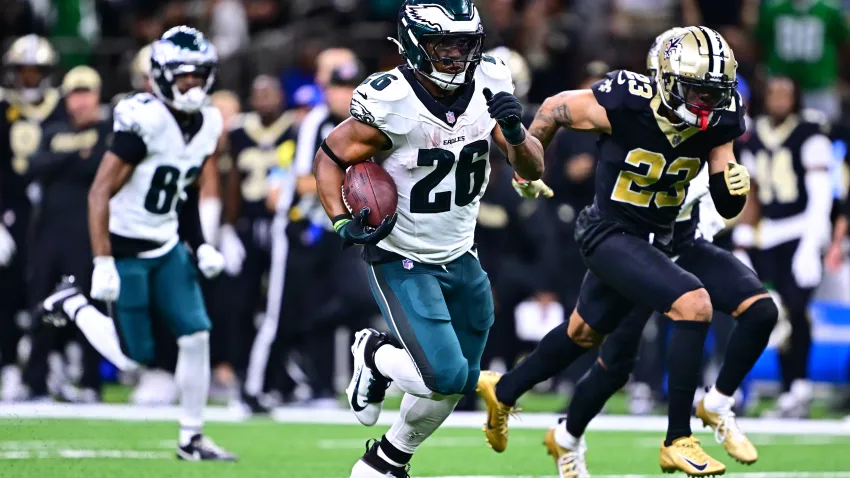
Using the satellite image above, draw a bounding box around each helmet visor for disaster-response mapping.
[675,76,735,112]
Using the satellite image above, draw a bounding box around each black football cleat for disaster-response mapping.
[176,434,237,462]
[350,439,410,478]
[36,276,82,328]
[240,389,272,415]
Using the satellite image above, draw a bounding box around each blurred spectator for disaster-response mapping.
[754,0,850,122]
[209,0,249,61]
[23,66,110,403]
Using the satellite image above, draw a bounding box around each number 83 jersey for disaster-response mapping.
[586,70,745,251]
[109,93,222,248]
[350,58,512,264]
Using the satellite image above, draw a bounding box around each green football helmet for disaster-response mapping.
[393,0,485,91]
[150,26,218,112]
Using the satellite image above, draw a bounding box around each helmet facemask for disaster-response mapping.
[417,33,483,91]
[150,28,218,113]
[661,73,736,130]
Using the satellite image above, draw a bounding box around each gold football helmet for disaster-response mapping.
[131,43,153,92]
[656,26,737,130]
[646,27,687,77]
[2,34,58,104]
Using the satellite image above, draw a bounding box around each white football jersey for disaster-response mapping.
[351,57,513,264]
[110,93,222,246]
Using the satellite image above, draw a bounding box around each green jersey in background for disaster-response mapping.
[755,0,849,91]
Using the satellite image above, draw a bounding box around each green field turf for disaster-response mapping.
[0,417,849,478]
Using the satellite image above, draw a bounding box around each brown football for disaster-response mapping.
[343,162,398,228]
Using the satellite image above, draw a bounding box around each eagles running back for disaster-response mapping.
[110,92,221,253]
[351,55,513,264]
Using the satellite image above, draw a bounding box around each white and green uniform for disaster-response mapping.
[351,56,512,395]
[108,92,222,363]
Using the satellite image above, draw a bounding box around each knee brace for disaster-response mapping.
[738,297,779,330]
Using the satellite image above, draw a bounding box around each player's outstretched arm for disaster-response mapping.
[528,90,612,149]
[313,117,389,219]
[87,151,135,257]
[707,141,749,219]
[484,88,544,181]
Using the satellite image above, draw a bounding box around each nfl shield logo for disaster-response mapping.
[402,259,414,270]
[446,111,456,124]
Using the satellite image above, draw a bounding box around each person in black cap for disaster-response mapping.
[24,66,114,402]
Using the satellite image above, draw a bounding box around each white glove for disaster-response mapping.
[792,242,822,289]
[91,256,121,302]
[219,224,246,276]
[196,243,225,279]
[733,249,754,271]
[512,174,554,199]
[0,224,15,267]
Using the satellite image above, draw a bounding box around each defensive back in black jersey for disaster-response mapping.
[229,112,296,220]
[585,70,746,251]
[737,116,829,221]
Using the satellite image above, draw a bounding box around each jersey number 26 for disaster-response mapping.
[410,140,489,213]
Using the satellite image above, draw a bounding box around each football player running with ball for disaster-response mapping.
[476,27,779,477]
[479,27,780,478]
[313,1,547,476]
[46,27,236,461]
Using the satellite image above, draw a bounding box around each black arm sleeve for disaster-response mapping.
[709,172,747,219]
[109,131,147,165]
[178,186,205,251]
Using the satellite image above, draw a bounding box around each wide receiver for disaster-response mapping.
[42,27,236,461]
[312,1,546,476]
[475,26,774,477]
[479,27,780,478]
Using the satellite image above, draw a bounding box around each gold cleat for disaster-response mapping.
[475,371,518,452]
[659,436,726,477]
[544,428,590,478]
[696,397,758,464]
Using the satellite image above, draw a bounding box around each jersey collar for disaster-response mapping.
[400,66,475,128]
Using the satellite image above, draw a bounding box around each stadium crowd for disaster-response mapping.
[0,0,849,419]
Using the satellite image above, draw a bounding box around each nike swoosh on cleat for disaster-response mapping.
[350,366,367,412]
[681,456,708,471]
[43,289,77,312]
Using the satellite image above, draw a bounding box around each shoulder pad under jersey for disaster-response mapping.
[591,70,655,113]
[476,55,514,95]
[112,93,163,143]
[712,91,746,143]
[350,68,415,136]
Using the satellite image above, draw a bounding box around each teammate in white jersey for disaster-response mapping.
[43,26,235,461]
[313,1,547,476]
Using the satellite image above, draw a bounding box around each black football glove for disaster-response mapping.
[333,208,397,247]
[483,87,525,145]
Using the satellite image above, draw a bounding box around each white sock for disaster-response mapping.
[385,393,462,455]
[176,331,210,446]
[704,385,734,412]
[62,294,88,318]
[374,344,437,399]
[555,421,580,450]
[73,305,139,372]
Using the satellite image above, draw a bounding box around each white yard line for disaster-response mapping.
[0,403,848,437]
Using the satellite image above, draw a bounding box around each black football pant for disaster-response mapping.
[0,204,30,369]
[751,240,814,390]
[24,227,102,396]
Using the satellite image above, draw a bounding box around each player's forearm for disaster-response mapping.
[528,95,566,149]
[803,171,833,245]
[832,215,848,243]
[87,186,112,257]
[507,132,545,181]
[314,153,349,220]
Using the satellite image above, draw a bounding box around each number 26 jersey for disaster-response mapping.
[582,70,745,253]
[350,57,513,265]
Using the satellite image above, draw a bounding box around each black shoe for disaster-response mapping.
[357,439,410,478]
[176,434,237,461]
[35,276,81,328]
[241,389,272,415]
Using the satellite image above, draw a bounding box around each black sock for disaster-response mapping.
[715,298,778,395]
[496,322,590,406]
[379,435,412,466]
[566,360,630,438]
[665,321,709,446]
